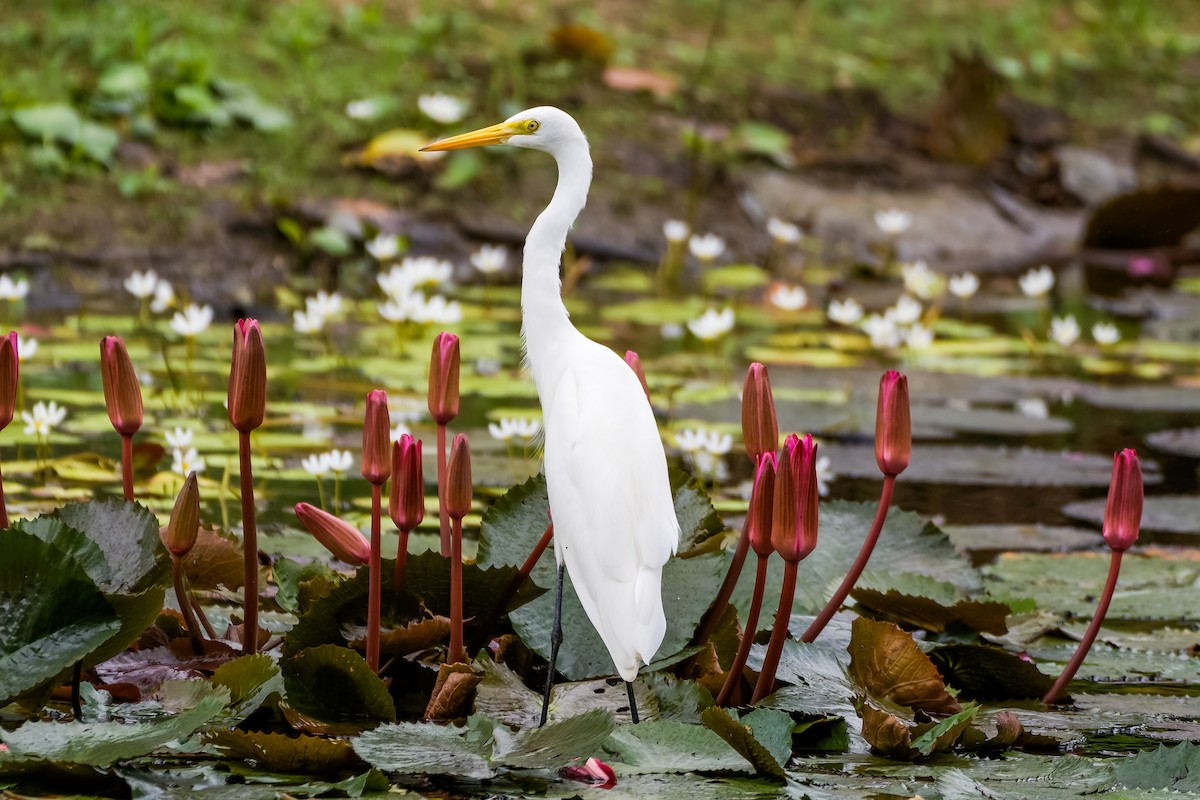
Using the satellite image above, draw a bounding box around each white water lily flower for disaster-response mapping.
[874,208,912,236]
[306,291,343,320]
[660,322,684,340]
[366,233,401,262]
[170,303,213,338]
[390,398,425,425]
[0,274,29,301]
[687,307,734,341]
[165,427,194,448]
[948,272,980,299]
[1092,322,1121,346]
[768,284,807,311]
[1016,398,1049,419]
[702,431,733,456]
[294,308,326,334]
[767,217,802,244]
[390,422,411,442]
[827,298,864,326]
[889,295,923,325]
[470,244,508,275]
[402,256,454,289]
[688,233,726,262]
[22,400,67,436]
[345,98,381,120]
[324,450,354,473]
[378,298,411,323]
[151,280,175,313]
[862,314,900,349]
[410,293,462,325]
[903,323,934,350]
[489,418,541,442]
[663,220,689,243]
[675,429,706,453]
[900,261,942,299]
[1050,315,1080,347]
[815,455,835,497]
[418,93,468,125]
[301,454,328,477]
[124,270,159,299]
[1019,265,1055,297]
[171,446,206,476]
[15,334,37,361]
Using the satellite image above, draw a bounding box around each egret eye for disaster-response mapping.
[526,120,540,133]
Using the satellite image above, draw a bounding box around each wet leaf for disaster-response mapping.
[207,730,361,773]
[848,618,960,716]
[928,644,1055,701]
[424,662,483,721]
[353,715,495,779]
[281,645,396,735]
[603,719,753,774]
[95,639,237,695]
[274,557,339,614]
[210,654,284,723]
[53,500,170,595]
[700,707,787,780]
[491,708,614,769]
[910,703,979,756]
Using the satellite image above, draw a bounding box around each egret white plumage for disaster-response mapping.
[423,107,679,724]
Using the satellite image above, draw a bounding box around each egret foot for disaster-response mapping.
[626,681,640,724]
[539,562,566,728]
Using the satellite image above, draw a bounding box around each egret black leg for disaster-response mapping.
[626,680,640,724]
[539,562,566,728]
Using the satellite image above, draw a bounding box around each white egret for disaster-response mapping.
[423,108,679,724]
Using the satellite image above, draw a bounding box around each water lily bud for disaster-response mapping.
[741,362,778,462]
[295,502,370,566]
[624,350,651,402]
[1102,448,1143,552]
[361,389,392,485]
[428,331,460,424]
[166,472,200,558]
[227,318,266,433]
[747,452,778,557]
[771,433,819,562]
[446,433,472,520]
[874,370,911,477]
[560,757,617,789]
[389,434,425,532]
[100,335,143,436]
[0,331,17,431]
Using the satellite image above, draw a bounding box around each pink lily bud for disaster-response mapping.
[0,331,18,431]
[428,332,460,425]
[741,362,778,462]
[874,370,911,477]
[294,502,370,566]
[228,319,266,433]
[747,452,777,557]
[361,389,392,485]
[100,336,144,436]
[771,433,819,562]
[166,472,200,558]
[446,433,472,520]
[624,350,651,402]
[389,435,425,531]
[1102,449,1143,552]
[560,757,617,789]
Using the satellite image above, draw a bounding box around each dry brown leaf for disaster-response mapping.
[848,617,960,716]
[424,662,482,722]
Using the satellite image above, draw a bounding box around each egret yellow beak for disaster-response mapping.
[420,121,519,152]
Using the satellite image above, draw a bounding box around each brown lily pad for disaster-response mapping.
[848,617,961,716]
[851,588,1010,635]
[425,662,483,722]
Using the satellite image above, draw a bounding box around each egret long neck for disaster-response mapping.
[521,139,592,384]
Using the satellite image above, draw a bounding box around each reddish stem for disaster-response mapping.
[191,594,217,638]
[120,433,135,501]
[0,456,8,529]
[437,422,450,556]
[449,516,465,664]
[1043,549,1123,704]
[172,556,206,654]
[238,431,259,655]
[368,483,382,672]
[802,474,895,643]
[394,526,411,589]
[752,559,797,703]
[690,501,754,651]
[717,554,769,706]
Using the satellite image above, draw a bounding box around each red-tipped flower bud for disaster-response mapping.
[389,434,425,532]
[0,331,17,431]
[747,452,778,557]
[361,389,391,484]
[1102,448,1143,552]
[624,350,651,403]
[560,757,617,789]
[166,471,201,557]
[741,362,778,462]
[228,319,266,433]
[295,502,370,566]
[446,433,472,520]
[100,336,143,436]
[772,433,819,562]
[874,370,911,477]
[428,332,460,424]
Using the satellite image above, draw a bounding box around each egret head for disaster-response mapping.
[421,106,584,155]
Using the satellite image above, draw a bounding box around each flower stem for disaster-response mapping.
[120,433,135,501]
[1043,549,1123,704]
[394,525,411,589]
[690,507,754,653]
[0,455,8,529]
[752,559,797,703]
[437,422,450,556]
[368,482,382,672]
[449,516,465,664]
[717,554,769,706]
[468,521,553,655]
[238,430,259,654]
[802,474,895,643]
[316,476,327,513]
[172,556,206,655]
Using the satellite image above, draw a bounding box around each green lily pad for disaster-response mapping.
[207,730,361,773]
[211,654,285,723]
[281,645,396,734]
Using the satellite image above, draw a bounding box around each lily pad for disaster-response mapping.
[1061,494,1200,535]
[281,645,396,734]
[207,730,361,773]
[1146,427,1200,458]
